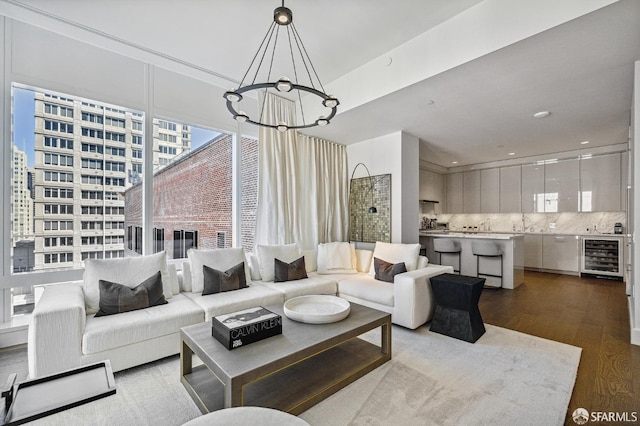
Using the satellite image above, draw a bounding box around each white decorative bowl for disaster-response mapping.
[283,295,351,324]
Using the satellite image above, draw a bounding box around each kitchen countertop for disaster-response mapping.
[419,231,524,240]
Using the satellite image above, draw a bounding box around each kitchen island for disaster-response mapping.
[419,232,525,289]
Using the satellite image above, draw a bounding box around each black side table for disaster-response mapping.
[429,273,486,343]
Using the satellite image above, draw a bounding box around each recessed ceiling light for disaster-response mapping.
[452,161,458,164]
[533,111,551,119]
[580,141,589,145]
[508,152,515,156]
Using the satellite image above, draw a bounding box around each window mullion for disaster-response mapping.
[142,65,154,255]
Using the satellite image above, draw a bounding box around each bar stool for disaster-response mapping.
[433,238,461,273]
[471,240,503,289]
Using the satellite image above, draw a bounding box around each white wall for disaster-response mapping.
[401,133,420,243]
[347,131,419,244]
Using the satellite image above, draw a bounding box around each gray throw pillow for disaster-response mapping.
[202,262,247,295]
[274,256,308,282]
[374,257,407,283]
[95,271,167,317]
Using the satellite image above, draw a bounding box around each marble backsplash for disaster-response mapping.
[423,212,627,235]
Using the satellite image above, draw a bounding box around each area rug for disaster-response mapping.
[300,324,581,426]
[0,324,580,426]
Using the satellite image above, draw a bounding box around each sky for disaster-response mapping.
[191,127,220,149]
[13,87,35,168]
[11,86,220,166]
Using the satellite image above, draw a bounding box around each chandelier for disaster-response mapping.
[223,1,339,131]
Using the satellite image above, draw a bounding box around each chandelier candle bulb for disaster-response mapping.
[323,97,339,108]
[223,90,242,103]
[276,77,293,92]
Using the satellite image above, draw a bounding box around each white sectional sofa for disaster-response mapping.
[28,242,452,378]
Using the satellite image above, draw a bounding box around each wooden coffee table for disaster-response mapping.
[180,302,391,415]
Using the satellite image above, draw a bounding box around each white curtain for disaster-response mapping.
[255,93,348,249]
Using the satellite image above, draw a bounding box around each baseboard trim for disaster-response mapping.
[523,267,580,276]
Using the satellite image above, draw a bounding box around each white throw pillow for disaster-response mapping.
[246,252,262,281]
[188,248,252,293]
[368,242,421,276]
[317,242,357,274]
[355,249,374,273]
[168,263,180,295]
[256,243,300,282]
[182,261,192,292]
[302,249,318,272]
[417,255,429,269]
[83,251,171,315]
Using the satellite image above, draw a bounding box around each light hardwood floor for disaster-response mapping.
[478,271,640,425]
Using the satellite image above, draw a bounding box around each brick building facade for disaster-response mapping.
[124,134,258,258]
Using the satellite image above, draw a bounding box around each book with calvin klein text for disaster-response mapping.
[212,306,282,350]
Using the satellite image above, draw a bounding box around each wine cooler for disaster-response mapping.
[580,236,623,279]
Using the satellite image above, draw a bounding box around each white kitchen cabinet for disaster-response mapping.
[544,159,579,212]
[446,172,463,213]
[542,234,580,273]
[463,170,481,213]
[442,151,623,215]
[579,153,621,212]
[419,169,445,214]
[523,234,543,268]
[500,165,521,213]
[521,164,544,213]
[480,168,500,213]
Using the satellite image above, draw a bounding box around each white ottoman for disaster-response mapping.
[182,407,310,426]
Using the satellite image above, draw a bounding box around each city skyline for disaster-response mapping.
[13,86,220,169]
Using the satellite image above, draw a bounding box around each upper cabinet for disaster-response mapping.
[463,171,481,213]
[446,172,463,213]
[480,168,500,213]
[579,153,621,212]
[544,159,579,212]
[419,169,445,214]
[438,152,624,214]
[521,164,544,212]
[500,165,521,213]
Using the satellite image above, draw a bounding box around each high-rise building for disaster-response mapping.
[11,144,34,242]
[31,90,190,270]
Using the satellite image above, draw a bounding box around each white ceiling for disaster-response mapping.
[12,0,640,168]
